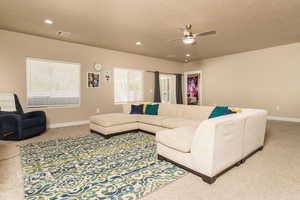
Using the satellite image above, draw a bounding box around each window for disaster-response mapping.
[114,68,144,103]
[26,58,80,107]
[160,74,176,104]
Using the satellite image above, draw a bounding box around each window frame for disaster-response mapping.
[26,57,81,108]
[113,67,144,104]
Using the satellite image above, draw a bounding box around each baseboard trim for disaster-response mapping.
[49,120,90,128]
[267,116,300,123]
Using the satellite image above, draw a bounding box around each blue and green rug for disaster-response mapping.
[20,132,187,199]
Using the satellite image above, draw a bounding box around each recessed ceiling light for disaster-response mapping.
[136,41,142,46]
[186,54,191,57]
[44,19,54,24]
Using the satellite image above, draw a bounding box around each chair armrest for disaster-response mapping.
[0,113,23,139]
[0,113,22,124]
[22,111,46,123]
[191,114,245,177]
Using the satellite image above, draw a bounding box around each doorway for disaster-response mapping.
[160,74,176,104]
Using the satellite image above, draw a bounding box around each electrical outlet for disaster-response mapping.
[96,108,100,113]
[276,105,280,111]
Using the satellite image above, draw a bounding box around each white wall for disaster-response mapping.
[184,42,300,118]
[0,29,183,124]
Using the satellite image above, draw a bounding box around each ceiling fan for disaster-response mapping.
[169,24,216,45]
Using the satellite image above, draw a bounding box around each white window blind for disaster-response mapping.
[26,58,80,107]
[114,68,144,103]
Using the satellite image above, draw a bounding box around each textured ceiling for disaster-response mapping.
[0,0,300,62]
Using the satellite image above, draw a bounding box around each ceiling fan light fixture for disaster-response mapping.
[44,19,54,24]
[182,37,195,45]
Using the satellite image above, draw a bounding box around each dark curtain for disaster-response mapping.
[154,71,161,102]
[176,74,183,104]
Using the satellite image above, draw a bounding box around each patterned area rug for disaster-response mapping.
[20,132,187,199]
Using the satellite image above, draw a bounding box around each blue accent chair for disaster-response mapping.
[0,94,46,140]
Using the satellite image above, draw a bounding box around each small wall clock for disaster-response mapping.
[94,63,102,71]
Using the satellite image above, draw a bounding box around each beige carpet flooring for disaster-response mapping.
[0,120,299,200]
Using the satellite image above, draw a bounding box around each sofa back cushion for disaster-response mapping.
[159,104,215,121]
[158,103,183,117]
[181,105,214,121]
[124,103,214,121]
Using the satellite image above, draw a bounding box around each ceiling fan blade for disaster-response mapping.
[167,38,182,43]
[195,30,216,37]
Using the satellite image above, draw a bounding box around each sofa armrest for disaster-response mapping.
[191,114,245,177]
[122,104,131,114]
[241,109,267,157]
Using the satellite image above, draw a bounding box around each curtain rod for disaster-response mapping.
[146,70,183,75]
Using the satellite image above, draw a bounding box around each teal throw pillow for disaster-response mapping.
[209,106,231,119]
[145,104,159,115]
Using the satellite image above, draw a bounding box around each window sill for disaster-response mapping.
[27,104,80,109]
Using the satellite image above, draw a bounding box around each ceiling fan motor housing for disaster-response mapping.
[185,24,192,30]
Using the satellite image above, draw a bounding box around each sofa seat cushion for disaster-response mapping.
[156,127,197,153]
[161,117,201,129]
[139,115,169,127]
[90,113,139,127]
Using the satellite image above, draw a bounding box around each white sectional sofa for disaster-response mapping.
[90,103,212,137]
[90,103,267,184]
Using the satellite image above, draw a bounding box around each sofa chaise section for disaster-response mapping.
[90,113,140,138]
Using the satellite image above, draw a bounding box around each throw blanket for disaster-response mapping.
[0,93,16,112]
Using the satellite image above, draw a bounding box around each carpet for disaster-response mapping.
[20,132,187,200]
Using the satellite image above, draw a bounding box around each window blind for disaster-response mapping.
[26,58,80,107]
[114,68,144,103]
